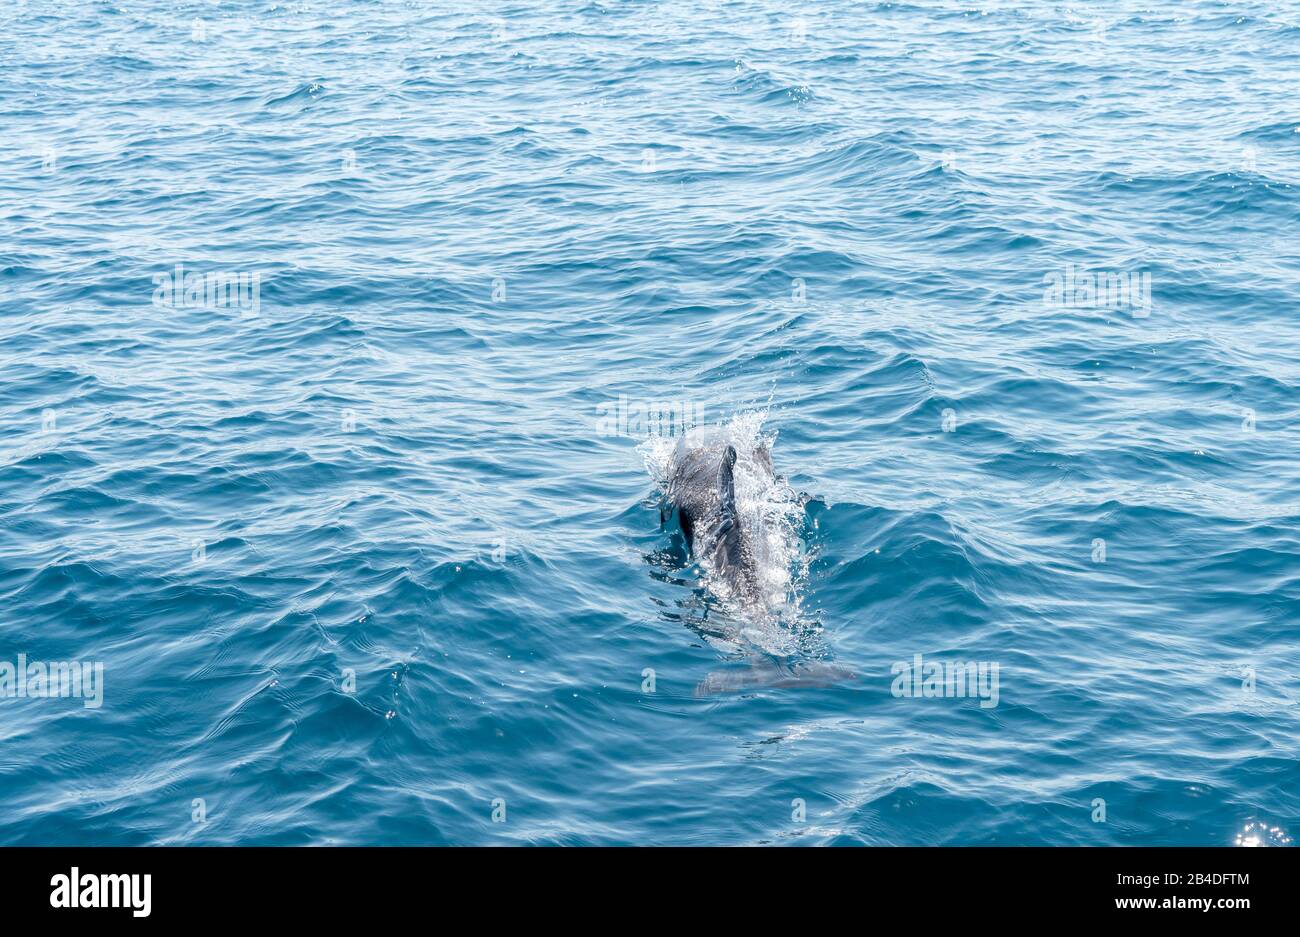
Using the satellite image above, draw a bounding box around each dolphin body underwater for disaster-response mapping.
[658,432,855,695]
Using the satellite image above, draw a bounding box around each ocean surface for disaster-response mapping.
[1,0,1298,846]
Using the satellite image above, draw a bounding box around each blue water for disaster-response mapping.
[2,0,1298,846]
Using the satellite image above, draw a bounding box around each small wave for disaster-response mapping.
[262,81,326,110]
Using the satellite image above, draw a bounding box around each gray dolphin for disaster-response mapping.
[693,657,858,696]
[662,440,769,604]
[658,434,856,695]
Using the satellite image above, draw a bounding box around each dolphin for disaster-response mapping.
[657,432,856,695]
[693,657,858,696]
[661,440,769,605]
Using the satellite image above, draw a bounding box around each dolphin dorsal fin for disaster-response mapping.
[717,445,738,525]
